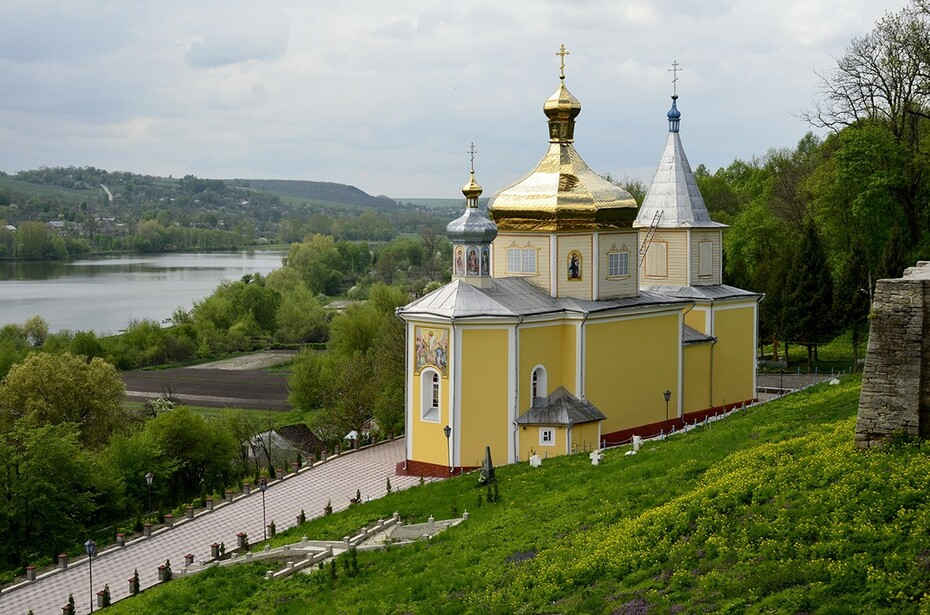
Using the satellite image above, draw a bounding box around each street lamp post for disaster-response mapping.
[443,425,452,474]
[663,389,672,424]
[259,478,268,541]
[145,472,154,515]
[84,539,97,614]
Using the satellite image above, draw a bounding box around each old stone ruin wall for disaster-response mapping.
[855,262,930,448]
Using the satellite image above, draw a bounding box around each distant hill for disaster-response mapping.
[232,179,396,209]
[395,197,489,209]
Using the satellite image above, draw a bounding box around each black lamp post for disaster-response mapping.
[259,478,268,541]
[145,471,154,514]
[443,425,452,473]
[663,389,672,423]
[84,538,97,613]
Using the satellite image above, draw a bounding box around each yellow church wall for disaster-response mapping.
[519,324,574,411]
[560,324,576,395]
[557,234,593,300]
[712,305,756,406]
[689,230,723,286]
[570,422,601,454]
[585,312,680,434]
[598,232,637,299]
[517,424,566,461]
[459,328,510,468]
[683,343,712,412]
[410,330,450,467]
[640,230,688,286]
[493,233,551,293]
[684,307,708,334]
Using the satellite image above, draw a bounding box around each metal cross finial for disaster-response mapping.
[556,44,570,80]
[467,141,477,173]
[668,59,683,96]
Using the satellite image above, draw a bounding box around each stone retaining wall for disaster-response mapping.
[856,262,930,448]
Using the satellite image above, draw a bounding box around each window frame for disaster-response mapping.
[606,249,630,279]
[506,247,538,275]
[698,240,713,278]
[420,368,441,423]
[539,427,555,446]
[644,240,669,279]
[530,365,547,404]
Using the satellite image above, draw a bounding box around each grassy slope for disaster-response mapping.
[107,378,930,614]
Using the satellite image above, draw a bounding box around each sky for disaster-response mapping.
[0,0,907,198]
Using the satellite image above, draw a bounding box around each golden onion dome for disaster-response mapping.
[461,171,483,201]
[490,70,637,232]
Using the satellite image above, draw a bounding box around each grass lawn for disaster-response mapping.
[760,328,864,373]
[107,377,930,614]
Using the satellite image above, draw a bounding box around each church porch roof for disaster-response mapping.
[516,386,606,426]
[644,284,762,301]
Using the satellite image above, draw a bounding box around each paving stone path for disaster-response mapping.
[0,439,420,615]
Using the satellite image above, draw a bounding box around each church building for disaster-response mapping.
[396,52,760,476]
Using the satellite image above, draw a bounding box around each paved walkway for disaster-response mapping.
[0,439,419,615]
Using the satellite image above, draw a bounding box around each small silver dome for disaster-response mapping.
[446,207,498,244]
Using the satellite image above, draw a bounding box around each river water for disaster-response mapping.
[0,251,285,334]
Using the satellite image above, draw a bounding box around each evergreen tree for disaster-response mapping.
[783,219,834,365]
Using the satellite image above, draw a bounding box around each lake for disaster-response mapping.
[0,251,286,334]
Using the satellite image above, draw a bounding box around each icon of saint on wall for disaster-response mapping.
[481,246,490,275]
[467,247,479,276]
[568,251,582,280]
[454,246,465,276]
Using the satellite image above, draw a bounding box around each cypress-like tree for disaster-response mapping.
[783,219,834,365]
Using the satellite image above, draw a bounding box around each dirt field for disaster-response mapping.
[187,350,296,371]
[123,367,290,410]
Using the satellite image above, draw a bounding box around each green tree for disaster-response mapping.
[0,353,126,447]
[782,220,835,365]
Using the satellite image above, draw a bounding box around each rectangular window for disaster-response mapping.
[507,248,537,274]
[645,242,668,278]
[607,251,629,277]
[539,427,555,446]
[699,241,713,277]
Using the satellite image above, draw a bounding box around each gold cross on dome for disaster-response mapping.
[467,141,477,173]
[556,44,570,80]
[669,59,683,95]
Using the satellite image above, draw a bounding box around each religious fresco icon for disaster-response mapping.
[481,246,490,275]
[467,247,480,276]
[567,250,582,280]
[415,327,449,376]
[454,246,465,276]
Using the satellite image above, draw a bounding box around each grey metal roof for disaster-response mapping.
[515,386,606,426]
[633,129,726,229]
[397,277,690,319]
[446,205,498,244]
[682,324,715,344]
[645,284,762,301]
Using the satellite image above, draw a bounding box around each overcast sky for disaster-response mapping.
[0,0,906,198]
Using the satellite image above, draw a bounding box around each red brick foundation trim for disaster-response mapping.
[600,398,757,447]
[395,459,477,478]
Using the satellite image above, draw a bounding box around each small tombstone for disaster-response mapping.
[205,498,214,511]
[25,565,35,581]
[57,553,68,569]
[184,553,194,566]
[589,449,604,466]
[157,564,167,582]
[163,513,174,527]
[242,482,251,495]
[116,532,125,546]
[529,453,542,468]
[225,490,234,503]
[186,506,194,519]
[96,590,106,608]
[237,532,248,550]
[210,543,220,559]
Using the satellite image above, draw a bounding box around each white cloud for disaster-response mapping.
[0,0,908,196]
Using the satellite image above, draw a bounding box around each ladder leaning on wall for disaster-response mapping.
[639,210,663,268]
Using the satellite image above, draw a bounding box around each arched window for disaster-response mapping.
[421,369,440,422]
[531,365,547,405]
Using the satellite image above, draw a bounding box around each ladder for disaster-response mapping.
[639,211,662,268]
